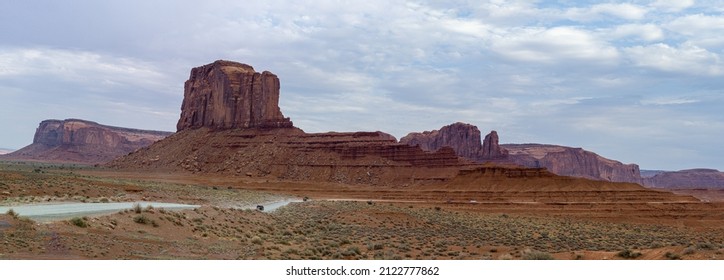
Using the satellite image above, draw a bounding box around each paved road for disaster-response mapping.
[0,202,199,222]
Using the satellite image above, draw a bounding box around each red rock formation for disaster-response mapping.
[176,60,292,131]
[1,119,172,164]
[482,130,508,159]
[399,123,507,161]
[399,122,482,160]
[111,60,654,189]
[402,123,642,184]
[112,60,481,185]
[503,144,643,184]
[643,169,724,189]
[109,127,470,185]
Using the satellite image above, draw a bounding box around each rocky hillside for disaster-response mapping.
[401,123,642,184]
[1,119,172,164]
[644,169,724,189]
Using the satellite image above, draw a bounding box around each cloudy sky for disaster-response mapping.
[1,0,723,171]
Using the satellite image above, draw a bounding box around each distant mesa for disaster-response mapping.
[644,169,724,189]
[401,122,642,184]
[0,148,14,155]
[177,60,293,131]
[0,119,172,164]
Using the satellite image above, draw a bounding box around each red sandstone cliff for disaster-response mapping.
[502,144,642,184]
[1,119,172,164]
[399,122,507,161]
[401,123,643,184]
[400,122,483,160]
[177,60,293,131]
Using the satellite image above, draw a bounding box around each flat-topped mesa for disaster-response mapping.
[176,60,293,131]
[1,119,172,164]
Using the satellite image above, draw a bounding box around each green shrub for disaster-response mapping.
[617,249,642,259]
[696,243,717,250]
[6,208,19,219]
[251,236,263,245]
[523,250,554,260]
[70,217,88,228]
[133,215,151,224]
[665,252,681,260]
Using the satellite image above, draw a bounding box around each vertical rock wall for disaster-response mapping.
[176,60,293,131]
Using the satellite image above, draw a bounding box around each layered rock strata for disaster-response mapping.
[1,119,172,164]
[177,60,292,131]
[503,144,643,184]
[110,127,471,185]
[402,123,642,184]
[399,122,506,161]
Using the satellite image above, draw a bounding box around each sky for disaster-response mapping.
[1,0,723,171]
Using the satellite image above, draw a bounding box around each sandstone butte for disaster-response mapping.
[177,60,293,131]
[109,60,693,204]
[400,122,643,184]
[0,119,172,164]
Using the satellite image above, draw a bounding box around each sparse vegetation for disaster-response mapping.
[6,208,19,219]
[617,249,642,259]
[0,162,722,260]
[70,217,88,228]
[133,204,142,214]
[665,252,681,260]
[133,215,151,225]
[523,250,554,260]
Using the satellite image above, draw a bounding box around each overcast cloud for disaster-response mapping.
[1,0,723,171]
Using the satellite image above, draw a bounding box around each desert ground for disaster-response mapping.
[1,161,722,260]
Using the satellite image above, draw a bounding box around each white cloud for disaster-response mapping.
[565,3,648,21]
[0,47,175,94]
[624,43,723,75]
[665,14,724,47]
[651,0,695,12]
[641,97,700,105]
[610,24,665,42]
[441,18,492,39]
[491,26,619,64]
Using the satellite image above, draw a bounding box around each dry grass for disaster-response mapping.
[1,161,722,260]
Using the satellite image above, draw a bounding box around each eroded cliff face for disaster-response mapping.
[400,122,483,160]
[176,60,293,131]
[643,169,724,189]
[399,122,506,161]
[482,130,508,159]
[401,123,642,184]
[1,119,172,164]
[503,144,643,184]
